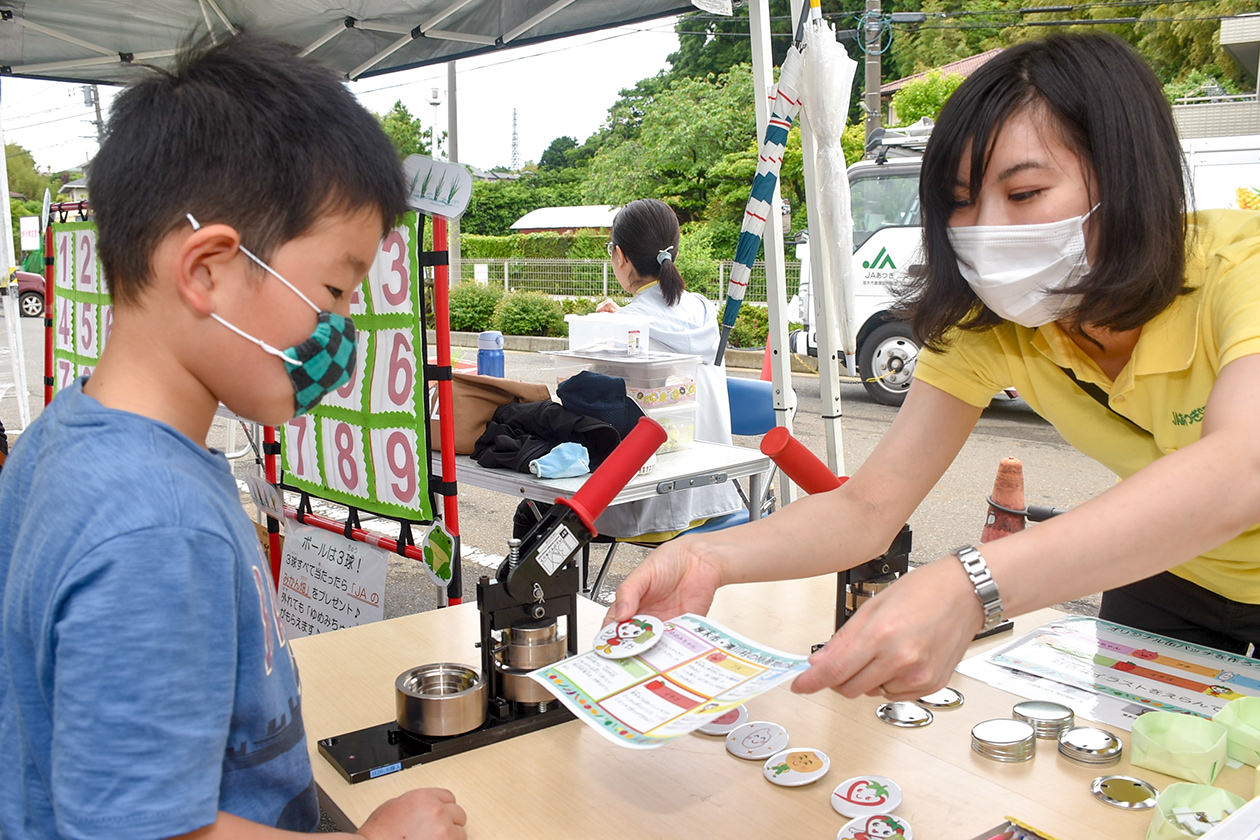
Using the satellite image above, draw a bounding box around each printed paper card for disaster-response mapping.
[276,522,387,638]
[529,613,809,749]
[980,616,1260,722]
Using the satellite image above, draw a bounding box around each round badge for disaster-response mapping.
[696,704,749,736]
[831,775,904,818]
[724,721,790,760]
[917,687,965,708]
[876,701,933,728]
[762,747,830,786]
[836,813,913,840]
[592,615,665,659]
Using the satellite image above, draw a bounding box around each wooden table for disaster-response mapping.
[292,576,1254,838]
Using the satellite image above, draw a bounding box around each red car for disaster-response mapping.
[14,270,44,317]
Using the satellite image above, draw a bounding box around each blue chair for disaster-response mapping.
[582,375,780,596]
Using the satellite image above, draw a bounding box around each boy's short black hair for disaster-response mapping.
[92,34,408,306]
[899,33,1188,348]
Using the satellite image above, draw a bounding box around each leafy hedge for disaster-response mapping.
[492,291,566,337]
[463,231,608,260]
[447,282,503,332]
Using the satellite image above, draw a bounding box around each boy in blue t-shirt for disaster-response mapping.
[0,36,467,840]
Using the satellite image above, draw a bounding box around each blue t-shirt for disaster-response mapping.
[0,381,318,838]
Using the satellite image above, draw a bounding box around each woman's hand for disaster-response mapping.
[595,298,620,313]
[791,556,982,700]
[605,537,724,626]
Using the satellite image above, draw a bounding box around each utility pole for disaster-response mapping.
[82,85,104,145]
[864,0,882,145]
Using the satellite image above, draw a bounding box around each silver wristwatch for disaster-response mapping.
[953,545,1004,630]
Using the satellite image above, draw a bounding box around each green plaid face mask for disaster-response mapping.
[187,214,358,417]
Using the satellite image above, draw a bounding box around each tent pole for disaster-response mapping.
[749,0,797,506]
[446,60,461,285]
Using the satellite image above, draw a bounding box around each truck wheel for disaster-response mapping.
[859,321,918,407]
[19,291,44,318]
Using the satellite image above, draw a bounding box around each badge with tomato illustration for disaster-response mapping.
[830,775,904,818]
[836,813,913,840]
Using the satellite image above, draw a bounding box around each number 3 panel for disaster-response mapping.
[367,228,413,316]
[320,417,370,501]
[369,427,420,510]
[369,328,418,416]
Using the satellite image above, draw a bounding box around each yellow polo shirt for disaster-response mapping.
[916,209,1260,603]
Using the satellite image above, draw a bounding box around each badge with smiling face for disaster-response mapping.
[724,721,790,760]
[593,615,664,659]
[836,814,913,840]
[762,747,831,786]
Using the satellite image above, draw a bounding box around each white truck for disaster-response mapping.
[790,127,1260,407]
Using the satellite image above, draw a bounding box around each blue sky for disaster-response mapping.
[0,19,682,176]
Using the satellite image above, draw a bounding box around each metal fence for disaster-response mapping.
[458,258,801,304]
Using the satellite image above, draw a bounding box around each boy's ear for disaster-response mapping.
[175,223,243,317]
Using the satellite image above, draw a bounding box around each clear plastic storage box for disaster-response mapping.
[549,349,700,453]
[564,313,650,356]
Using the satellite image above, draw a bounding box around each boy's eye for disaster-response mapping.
[326,286,344,300]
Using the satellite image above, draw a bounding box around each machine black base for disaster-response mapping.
[318,703,574,784]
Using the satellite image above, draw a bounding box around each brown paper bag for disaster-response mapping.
[429,372,551,454]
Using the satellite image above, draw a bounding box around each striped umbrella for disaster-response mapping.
[714,44,803,364]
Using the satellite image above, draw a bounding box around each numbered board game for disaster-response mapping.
[49,214,434,523]
[49,221,111,390]
[279,212,434,521]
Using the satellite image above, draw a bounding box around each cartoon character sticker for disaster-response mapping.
[836,814,913,840]
[831,775,904,818]
[593,615,664,659]
[763,747,831,786]
[724,721,790,760]
[696,703,749,736]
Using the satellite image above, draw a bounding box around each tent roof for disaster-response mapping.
[0,1,694,85]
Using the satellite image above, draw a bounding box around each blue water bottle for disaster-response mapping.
[477,330,505,377]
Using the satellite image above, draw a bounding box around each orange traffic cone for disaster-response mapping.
[981,456,1026,542]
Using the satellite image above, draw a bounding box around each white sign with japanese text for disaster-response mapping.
[276,521,387,638]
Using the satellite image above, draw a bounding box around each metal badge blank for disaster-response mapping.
[725,721,790,760]
[763,747,831,787]
[593,615,664,659]
[1091,775,1157,810]
[876,701,933,727]
[917,687,964,708]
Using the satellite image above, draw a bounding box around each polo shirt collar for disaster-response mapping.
[1031,286,1201,382]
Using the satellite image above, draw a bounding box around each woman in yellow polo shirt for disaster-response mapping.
[608,32,1260,701]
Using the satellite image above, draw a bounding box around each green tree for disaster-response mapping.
[377,101,433,160]
[6,144,55,203]
[584,64,757,222]
[539,136,579,169]
[889,70,964,125]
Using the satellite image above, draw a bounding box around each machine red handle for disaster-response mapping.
[759,426,848,495]
[558,417,667,534]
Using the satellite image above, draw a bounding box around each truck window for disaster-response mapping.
[850,170,921,250]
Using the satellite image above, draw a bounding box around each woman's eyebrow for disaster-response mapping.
[995,160,1050,181]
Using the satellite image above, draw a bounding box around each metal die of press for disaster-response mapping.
[493,619,569,706]
[395,663,488,738]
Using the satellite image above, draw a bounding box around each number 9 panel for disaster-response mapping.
[369,427,420,510]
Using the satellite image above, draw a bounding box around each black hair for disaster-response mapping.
[898,33,1188,348]
[610,198,685,306]
[92,34,408,306]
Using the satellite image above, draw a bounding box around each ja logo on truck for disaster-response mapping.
[863,247,895,270]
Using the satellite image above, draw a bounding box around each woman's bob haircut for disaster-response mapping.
[899,33,1189,348]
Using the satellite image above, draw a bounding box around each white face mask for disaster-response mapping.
[947,205,1098,328]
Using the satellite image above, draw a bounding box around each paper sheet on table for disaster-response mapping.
[958,616,1260,732]
[529,613,809,749]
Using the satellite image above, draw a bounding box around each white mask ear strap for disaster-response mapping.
[209,313,299,365]
[185,212,320,314]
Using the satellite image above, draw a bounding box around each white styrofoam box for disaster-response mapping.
[565,313,650,356]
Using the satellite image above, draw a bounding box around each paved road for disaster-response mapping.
[0,309,1114,619]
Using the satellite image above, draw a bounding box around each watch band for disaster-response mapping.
[953,544,1004,630]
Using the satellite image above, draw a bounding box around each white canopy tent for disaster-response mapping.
[0,1,823,487]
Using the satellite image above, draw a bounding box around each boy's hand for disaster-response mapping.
[595,298,620,313]
[605,538,723,627]
[357,788,467,840]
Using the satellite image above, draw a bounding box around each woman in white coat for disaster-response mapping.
[593,198,743,539]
